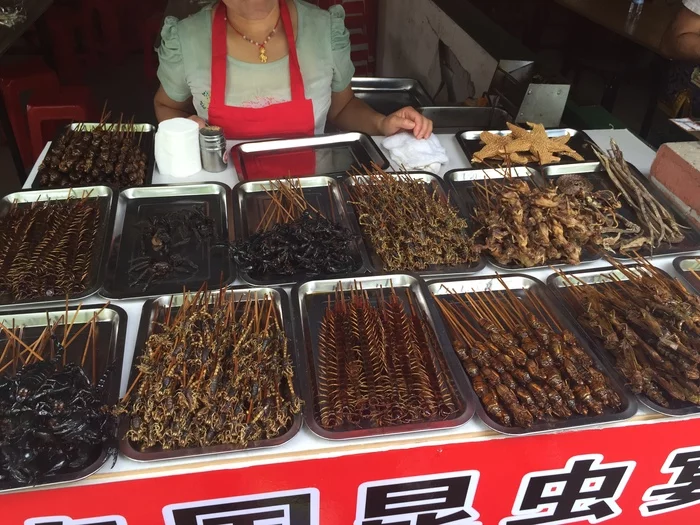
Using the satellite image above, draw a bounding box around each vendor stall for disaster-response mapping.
[2,125,700,525]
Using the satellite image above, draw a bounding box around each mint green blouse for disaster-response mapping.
[157,1,355,134]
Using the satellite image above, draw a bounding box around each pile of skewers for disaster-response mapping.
[557,258,700,408]
[433,279,622,429]
[0,305,118,486]
[593,140,686,252]
[0,192,102,303]
[37,110,149,189]
[471,173,636,267]
[347,166,477,271]
[230,179,356,277]
[120,287,302,451]
[315,283,459,430]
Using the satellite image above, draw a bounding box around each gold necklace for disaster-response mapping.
[227,16,281,63]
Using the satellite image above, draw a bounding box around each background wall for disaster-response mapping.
[376,0,498,103]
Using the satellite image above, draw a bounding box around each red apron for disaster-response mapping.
[209,0,317,180]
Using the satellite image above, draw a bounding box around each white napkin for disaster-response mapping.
[382,132,449,174]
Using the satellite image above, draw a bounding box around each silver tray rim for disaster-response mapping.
[232,176,372,287]
[547,263,700,417]
[230,132,390,177]
[0,185,117,311]
[291,272,476,441]
[0,303,128,493]
[426,273,638,436]
[120,286,303,462]
[99,182,235,301]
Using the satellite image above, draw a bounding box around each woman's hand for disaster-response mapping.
[188,115,207,128]
[378,107,434,139]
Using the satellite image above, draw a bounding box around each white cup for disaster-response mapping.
[155,118,202,178]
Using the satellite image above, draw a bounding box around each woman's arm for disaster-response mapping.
[328,86,434,139]
[154,86,207,126]
[661,7,700,60]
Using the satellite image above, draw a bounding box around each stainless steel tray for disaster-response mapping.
[673,256,700,293]
[548,264,700,417]
[0,303,127,492]
[341,172,485,276]
[419,107,511,133]
[457,128,598,167]
[427,274,637,435]
[101,183,234,300]
[292,273,475,440]
[352,77,434,115]
[541,163,700,259]
[232,176,370,286]
[230,133,389,181]
[32,123,155,189]
[444,171,603,270]
[121,286,302,461]
[0,186,116,309]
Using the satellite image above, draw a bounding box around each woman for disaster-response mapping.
[154,0,433,139]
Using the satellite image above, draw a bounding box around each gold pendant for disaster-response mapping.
[259,47,268,63]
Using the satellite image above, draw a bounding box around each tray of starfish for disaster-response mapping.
[100,183,234,299]
[458,123,598,167]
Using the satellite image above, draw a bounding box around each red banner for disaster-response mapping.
[5,418,700,525]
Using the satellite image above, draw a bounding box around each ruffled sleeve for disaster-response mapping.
[329,5,355,92]
[157,16,192,102]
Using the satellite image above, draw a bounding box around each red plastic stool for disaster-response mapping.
[27,86,93,163]
[0,58,60,169]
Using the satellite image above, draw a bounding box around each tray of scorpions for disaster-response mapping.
[293,274,475,440]
[0,186,116,309]
[120,286,303,461]
[427,274,636,435]
[341,170,484,276]
[101,183,234,300]
[232,176,370,287]
[548,259,700,417]
[0,303,127,492]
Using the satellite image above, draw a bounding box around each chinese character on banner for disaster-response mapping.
[501,454,635,525]
[25,517,127,525]
[640,446,700,516]
[162,488,320,525]
[354,470,482,525]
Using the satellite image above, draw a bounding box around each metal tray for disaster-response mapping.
[673,257,700,293]
[0,303,127,492]
[121,286,302,461]
[352,77,434,115]
[32,123,155,190]
[419,107,511,134]
[427,274,637,435]
[232,176,371,286]
[445,171,603,270]
[292,273,475,440]
[548,264,700,417]
[100,183,234,300]
[341,172,485,276]
[231,133,390,181]
[0,186,116,309]
[541,163,700,259]
[457,128,598,167]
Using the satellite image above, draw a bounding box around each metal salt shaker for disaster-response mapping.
[199,126,228,173]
